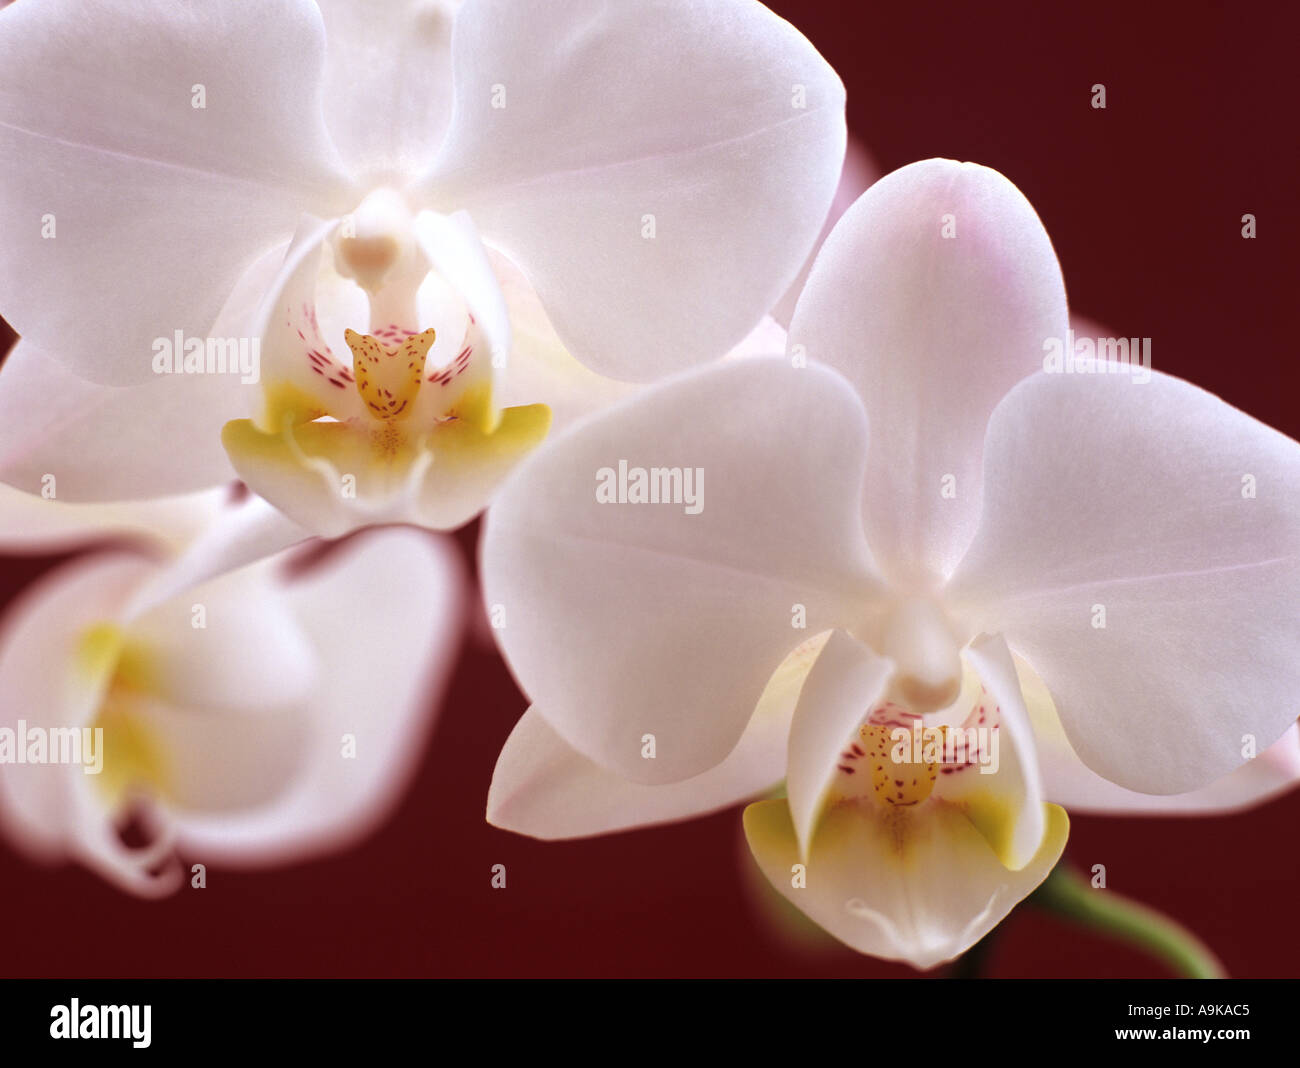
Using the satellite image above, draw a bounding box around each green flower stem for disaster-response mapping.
[1029,863,1226,978]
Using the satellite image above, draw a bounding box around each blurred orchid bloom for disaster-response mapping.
[0,508,463,897]
[482,159,1300,967]
[0,0,845,537]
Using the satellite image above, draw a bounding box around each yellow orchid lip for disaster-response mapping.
[222,388,551,533]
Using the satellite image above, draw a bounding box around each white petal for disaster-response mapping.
[1015,654,1300,814]
[126,558,320,715]
[0,238,286,499]
[423,0,846,381]
[414,209,510,381]
[171,528,464,864]
[0,0,352,383]
[789,159,1067,589]
[315,0,460,182]
[488,633,830,839]
[939,633,1045,870]
[482,357,882,783]
[744,798,1068,969]
[116,691,314,817]
[110,547,361,822]
[244,215,366,428]
[0,482,228,555]
[784,631,892,860]
[122,493,311,620]
[947,369,1300,794]
[487,245,638,431]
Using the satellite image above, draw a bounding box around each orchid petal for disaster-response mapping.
[487,247,639,432]
[124,558,319,715]
[938,633,1045,870]
[487,634,830,839]
[788,159,1068,589]
[0,483,228,556]
[784,630,892,861]
[0,236,286,499]
[111,691,313,817]
[947,369,1300,794]
[122,493,310,619]
[247,216,366,431]
[1015,654,1300,815]
[482,356,883,783]
[424,0,846,381]
[413,209,511,397]
[0,0,353,384]
[315,0,460,183]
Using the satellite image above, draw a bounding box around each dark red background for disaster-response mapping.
[1,0,1297,977]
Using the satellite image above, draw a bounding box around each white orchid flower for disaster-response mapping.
[481,158,1300,968]
[0,510,463,897]
[0,0,845,537]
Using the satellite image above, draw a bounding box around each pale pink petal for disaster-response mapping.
[947,369,1300,794]
[0,239,287,499]
[482,356,883,784]
[423,0,846,381]
[487,634,830,839]
[315,0,460,182]
[0,483,228,556]
[784,630,892,860]
[122,493,311,619]
[0,0,353,384]
[938,633,1045,869]
[789,159,1068,589]
[1015,655,1300,815]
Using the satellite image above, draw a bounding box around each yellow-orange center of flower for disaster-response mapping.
[858,721,941,807]
[344,327,436,421]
